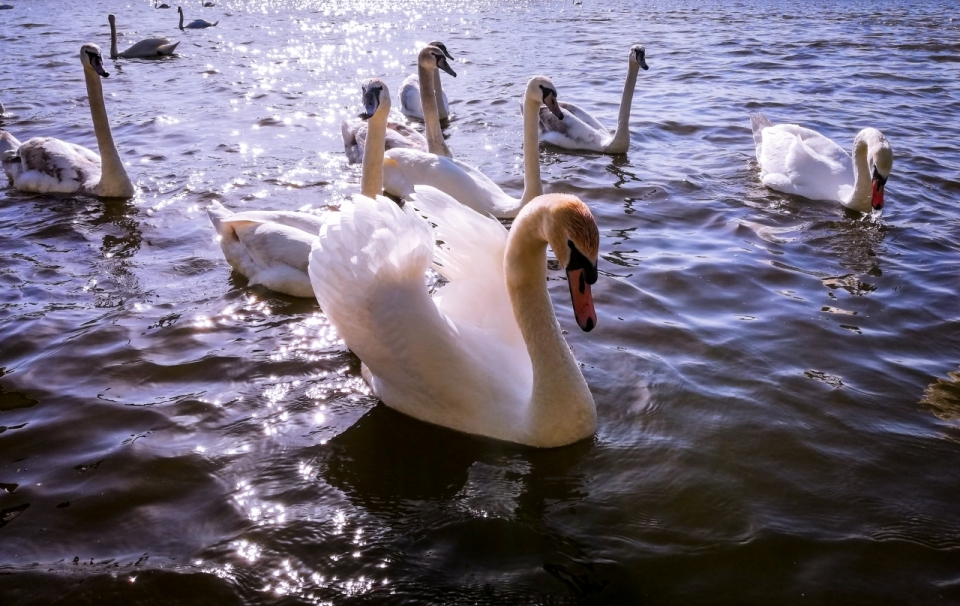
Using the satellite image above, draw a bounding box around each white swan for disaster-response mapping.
[539,45,648,154]
[178,6,217,29]
[2,44,135,198]
[0,130,20,157]
[308,77,601,447]
[341,115,427,165]
[204,79,419,296]
[108,14,179,59]
[207,202,327,298]
[383,65,564,218]
[750,113,893,212]
[398,41,454,121]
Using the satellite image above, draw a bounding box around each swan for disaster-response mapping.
[108,14,179,59]
[154,0,170,8]
[205,79,414,296]
[341,114,427,165]
[308,78,602,447]
[539,45,648,154]
[207,202,327,298]
[382,70,564,218]
[178,6,217,29]
[2,44,135,198]
[203,1,215,6]
[0,130,20,157]
[0,4,13,9]
[750,113,893,212]
[398,41,454,121]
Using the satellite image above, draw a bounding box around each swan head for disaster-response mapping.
[856,128,893,210]
[526,75,563,120]
[359,78,391,120]
[536,195,600,332]
[418,45,457,78]
[108,13,116,24]
[80,43,109,78]
[426,41,454,60]
[630,44,649,70]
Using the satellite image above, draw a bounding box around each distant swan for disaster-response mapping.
[751,113,893,213]
[539,45,648,154]
[383,57,564,218]
[203,1,215,6]
[154,0,170,8]
[178,6,217,29]
[1,44,135,198]
[398,41,454,121]
[309,77,602,448]
[0,4,13,9]
[108,14,179,59]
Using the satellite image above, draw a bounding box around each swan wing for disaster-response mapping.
[557,101,607,132]
[345,119,428,164]
[0,130,21,155]
[539,104,610,152]
[207,202,319,297]
[758,123,853,202]
[308,192,531,438]
[398,74,424,120]
[8,137,101,194]
[341,118,363,164]
[383,148,520,218]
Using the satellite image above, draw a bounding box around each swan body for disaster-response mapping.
[383,56,564,218]
[309,79,601,447]
[108,14,179,59]
[540,45,648,154]
[751,113,893,212]
[154,0,170,8]
[2,44,135,198]
[398,41,454,121]
[207,201,327,298]
[203,1,215,6]
[0,4,13,9]
[341,118,427,164]
[178,6,217,29]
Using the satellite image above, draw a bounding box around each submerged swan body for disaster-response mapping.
[751,113,894,212]
[207,202,326,297]
[383,53,563,218]
[108,14,179,59]
[309,78,602,447]
[398,41,454,121]
[178,6,217,29]
[2,44,135,198]
[539,45,648,154]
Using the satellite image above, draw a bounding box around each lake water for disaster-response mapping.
[1,0,959,603]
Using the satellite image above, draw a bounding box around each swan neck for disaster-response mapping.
[505,204,596,445]
[84,68,133,197]
[109,20,118,59]
[846,139,872,212]
[433,69,446,120]
[419,63,451,158]
[178,10,184,29]
[607,62,640,153]
[520,97,543,204]
[360,112,387,198]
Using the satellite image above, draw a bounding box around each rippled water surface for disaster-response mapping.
[1,0,959,603]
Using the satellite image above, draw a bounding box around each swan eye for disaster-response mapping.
[539,85,556,99]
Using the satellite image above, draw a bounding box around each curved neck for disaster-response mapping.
[520,96,543,204]
[846,139,872,212]
[505,202,596,446]
[360,111,387,198]
[84,68,133,197]
[419,63,451,158]
[109,21,118,59]
[606,61,640,153]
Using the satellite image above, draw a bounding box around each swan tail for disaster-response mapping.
[750,113,773,162]
[159,40,180,55]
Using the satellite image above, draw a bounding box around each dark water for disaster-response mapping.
[1,0,959,603]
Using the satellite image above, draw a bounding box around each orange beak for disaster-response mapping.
[567,268,597,332]
[871,177,885,211]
